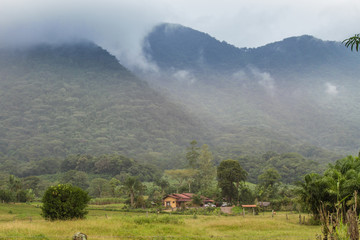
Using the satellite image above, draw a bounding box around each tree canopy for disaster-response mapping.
[297,154,360,219]
[217,159,247,203]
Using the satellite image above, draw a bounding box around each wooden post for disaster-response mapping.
[299,214,302,224]
[272,210,274,218]
[243,208,245,217]
[253,208,255,215]
[286,213,288,220]
[303,216,306,224]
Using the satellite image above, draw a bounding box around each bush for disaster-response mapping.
[41,184,90,220]
[0,189,15,203]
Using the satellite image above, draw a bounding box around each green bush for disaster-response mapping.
[0,189,14,203]
[41,184,90,220]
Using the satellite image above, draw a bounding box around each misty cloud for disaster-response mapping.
[0,0,169,70]
[1,0,359,69]
[325,82,339,95]
[172,70,197,85]
[250,69,276,96]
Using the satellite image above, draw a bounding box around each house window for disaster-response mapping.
[166,201,170,206]
[173,201,175,203]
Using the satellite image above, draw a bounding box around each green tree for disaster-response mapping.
[41,184,90,220]
[88,178,111,198]
[165,169,198,193]
[122,176,144,208]
[0,189,14,203]
[257,168,281,201]
[297,173,330,219]
[109,178,121,197]
[297,154,360,219]
[258,168,281,188]
[217,159,247,203]
[60,170,89,190]
[154,177,170,196]
[191,194,203,207]
[9,175,21,192]
[186,140,200,168]
[197,144,216,193]
[238,184,255,205]
[343,34,360,52]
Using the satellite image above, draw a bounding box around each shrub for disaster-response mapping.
[0,189,15,203]
[41,184,90,220]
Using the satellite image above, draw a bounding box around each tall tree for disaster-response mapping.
[122,176,144,208]
[155,177,170,196]
[165,169,197,193]
[60,170,89,190]
[186,140,200,168]
[297,154,360,219]
[258,168,281,188]
[257,168,281,201]
[89,178,111,198]
[197,144,216,193]
[217,159,247,203]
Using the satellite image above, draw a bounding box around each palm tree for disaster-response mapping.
[122,176,143,207]
[343,34,360,52]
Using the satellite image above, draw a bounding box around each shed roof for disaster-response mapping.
[241,205,257,208]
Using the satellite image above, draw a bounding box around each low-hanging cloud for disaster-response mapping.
[172,70,197,85]
[325,82,339,96]
[0,0,170,70]
[1,0,360,70]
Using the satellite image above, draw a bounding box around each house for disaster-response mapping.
[163,193,214,208]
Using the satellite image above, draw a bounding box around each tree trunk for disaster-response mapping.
[130,192,134,207]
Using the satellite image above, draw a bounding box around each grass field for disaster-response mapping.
[0,203,320,240]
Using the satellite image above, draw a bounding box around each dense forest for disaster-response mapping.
[0,43,208,168]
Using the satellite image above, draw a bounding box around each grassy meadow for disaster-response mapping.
[0,203,320,240]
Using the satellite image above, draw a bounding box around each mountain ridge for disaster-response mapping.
[141,23,360,154]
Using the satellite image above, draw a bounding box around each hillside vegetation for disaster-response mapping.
[0,42,207,165]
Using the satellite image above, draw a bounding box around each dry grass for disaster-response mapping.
[0,204,320,239]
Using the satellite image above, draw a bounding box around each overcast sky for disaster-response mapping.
[1,0,359,67]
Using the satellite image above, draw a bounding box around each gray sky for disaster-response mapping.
[1,0,359,68]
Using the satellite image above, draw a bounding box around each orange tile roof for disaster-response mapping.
[163,193,214,202]
[241,205,257,208]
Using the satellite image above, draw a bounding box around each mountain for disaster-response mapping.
[0,42,208,167]
[141,23,360,154]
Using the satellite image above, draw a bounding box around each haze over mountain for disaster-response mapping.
[141,23,360,154]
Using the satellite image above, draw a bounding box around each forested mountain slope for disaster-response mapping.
[0,42,208,164]
[142,23,360,154]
